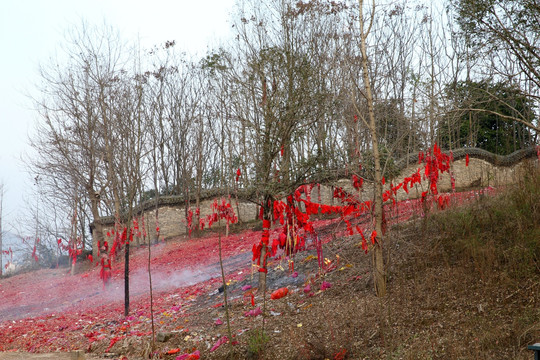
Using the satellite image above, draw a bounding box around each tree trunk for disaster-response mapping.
[125,234,130,316]
[359,0,386,297]
[89,191,105,260]
[125,215,132,317]
[258,195,272,294]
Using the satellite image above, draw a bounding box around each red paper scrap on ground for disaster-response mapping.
[244,307,263,317]
[321,281,332,291]
[176,350,200,360]
[270,287,289,300]
[210,336,228,352]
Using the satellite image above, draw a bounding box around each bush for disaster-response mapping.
[246,328,269,359]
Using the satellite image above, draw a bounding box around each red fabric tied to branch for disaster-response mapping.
[109,239,118,259]
[437,194,450,210]
[425,159,431,177]
[298,235,306,250]
[271,238,279,257]
[345,220,353,235]
[294,187,305,201]
[320,204,334,214]
[412,169,421,185]
[352,174,363,190]
[252,243,262,262]
[273,200,285,223]
[278,232,287,247]
[359,229,368,253]
[306,184,314,201]
[236,168,241,182]
[303,222,314,234]
[32,245,38,262]
[121,228,127,245]
[294,207,310,225]
[430,181,438,195]
[305,201,320,216]
[341,205,355,217]
[370,231,377,245]
[261,232,270,246]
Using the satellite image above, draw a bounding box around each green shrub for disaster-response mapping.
[246,328,269,359]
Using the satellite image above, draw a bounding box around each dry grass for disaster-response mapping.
[101,169,540,359]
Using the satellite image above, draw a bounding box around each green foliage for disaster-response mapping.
[201,51,228,75]
[140,188,157,202]
[361,146,400,181]
[246,328,269,359]
[440,79,536,155]
[454,0,540,50]
[374,99,421,160]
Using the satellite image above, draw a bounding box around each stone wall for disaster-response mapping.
[92,197,259,257]
[91,147,539,257]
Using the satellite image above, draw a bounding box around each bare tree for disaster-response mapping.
[355,0,386,297]
[222,0,338,292]
[29,22,136,260]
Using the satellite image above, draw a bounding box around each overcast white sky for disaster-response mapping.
[0,0,236,230]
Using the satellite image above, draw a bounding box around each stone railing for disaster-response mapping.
[395,146,539,170]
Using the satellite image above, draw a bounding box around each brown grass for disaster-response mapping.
[107,169,540,359]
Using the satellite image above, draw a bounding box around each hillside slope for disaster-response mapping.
[0,173,539,359]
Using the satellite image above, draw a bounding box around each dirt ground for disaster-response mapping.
[98,219,540,359]
[1,193,539,359]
